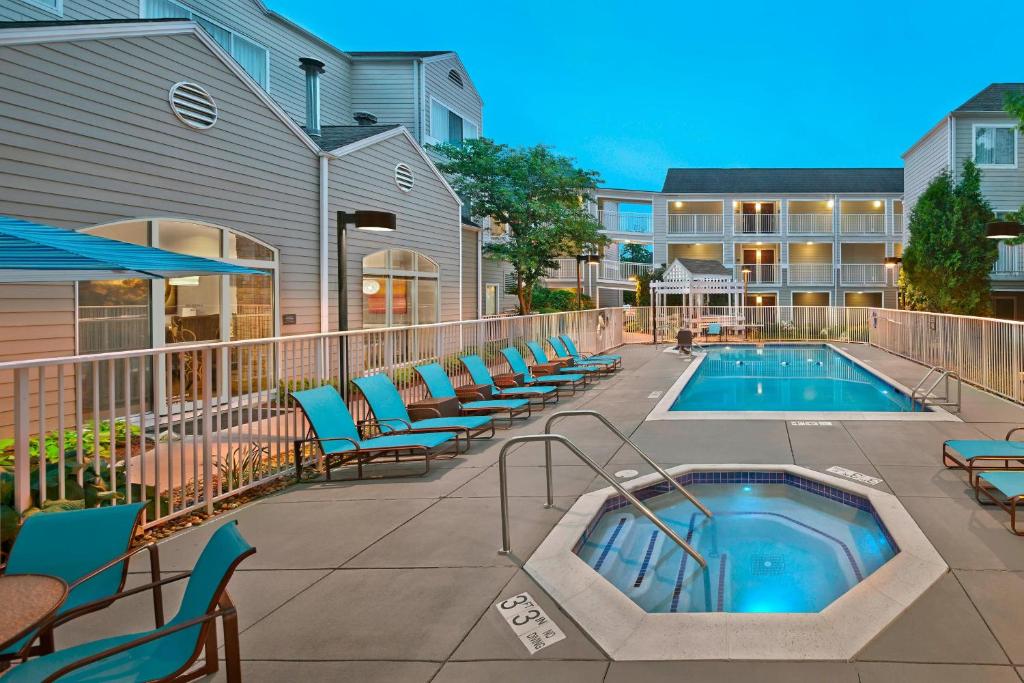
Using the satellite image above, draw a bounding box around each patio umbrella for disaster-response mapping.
[0,215,268,282]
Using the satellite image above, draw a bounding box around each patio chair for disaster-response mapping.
[974,471,1024,535]
[526,341,604,377]
[1,502,162,666]
[291,386,459,481]
[704,322,723,341]
[414,363,531,428]
[3,521,255,683]
[558,334,622,369]
[547,336,615,373]
[499,347,588,395]
[459,354,559,407]
[352,373,493,446]
[942,428,1024,484]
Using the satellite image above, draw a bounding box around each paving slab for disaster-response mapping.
[449,464,598,498]
[210,661,441,682]
[875,465,974,498]
[900,496,1024,570]
[238,567,515,661]
[857,573,1009,664]
[855,662,1021,682]
[266,465,483,502]
[845,422,988,467]
[956,569,1024,664]
[624,419,794,464]
[605,661,858,682]
[432,660,608,683]
[798,461,894,495]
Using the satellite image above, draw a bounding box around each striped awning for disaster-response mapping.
[0,216,268,282]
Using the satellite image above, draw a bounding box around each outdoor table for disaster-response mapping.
[493,372,525,388]
[408,395,461,420]
[454,383,493,402]
[0,574,68,653]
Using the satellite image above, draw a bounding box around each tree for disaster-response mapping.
[432,139,608,314]
[619,243,653,263]
[633,264,666,307]
[1006,91,1024,130]
[530,285,593,313]
[902,160,997,315]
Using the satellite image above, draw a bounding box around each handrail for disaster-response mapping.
[910,365,943,410]
[497,434,707,569]
[911,366,962,413]
[542,410,712,518]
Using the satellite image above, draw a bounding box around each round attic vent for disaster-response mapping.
[395,163,415,192]
[168,82,218,130]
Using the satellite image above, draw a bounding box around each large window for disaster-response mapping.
[142,0,270,89]
[429,99,479,145]
[362,249,439,328]
[20,0,61,14]
[974,124,1018,167]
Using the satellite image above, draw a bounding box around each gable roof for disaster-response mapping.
[661,168,903,194]
[954,83,1024,113]
[670,258,731,277]
[307,124,401,150]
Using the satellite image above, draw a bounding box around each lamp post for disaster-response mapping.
[575,253,600,311]
[741,266,751,309]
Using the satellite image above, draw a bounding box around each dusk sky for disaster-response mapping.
[272,0,1024,191]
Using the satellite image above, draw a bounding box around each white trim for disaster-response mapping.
[971,122,1020,169]
[19,0,62,15]
[327,126,463,207]
[318,154,330,333]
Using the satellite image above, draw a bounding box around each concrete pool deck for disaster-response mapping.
[50,342,1024,682]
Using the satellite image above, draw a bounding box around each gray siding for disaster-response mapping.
[953,114,1024,211]
[350,60,417,132]
[0,0,134,21]
[902,120,949,220]
[425,54,483,141]
[0,32,323,352]
[481,256,515,314]
[461,227,478,320]
[328,133,462,330]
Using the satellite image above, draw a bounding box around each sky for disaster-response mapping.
[271,0,1024,191]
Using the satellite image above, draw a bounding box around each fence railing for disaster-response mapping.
[735,264,781,284]
[599,260,654,282]
[737,214,780,235]
[546,258,578,280]
[788,214,834,234]
[893,214,904,235]
[840,214,886,234]
[840,263,887,285]
[993,242,1024,278]
[598,211,652,233]
[788,263,834,285]
[1,308,623,524]
[667,214,724,235]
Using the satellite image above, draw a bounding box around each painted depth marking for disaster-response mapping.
[648,391,663,399]
[791,421,833,426]
[826,466,883,486]
[494,592,566,654]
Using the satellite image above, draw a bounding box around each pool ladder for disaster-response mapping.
[910,366,962,413]
[498,409,711,569]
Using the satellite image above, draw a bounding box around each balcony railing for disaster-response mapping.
[840,263,887,285]
[599,260,654,282]
[993,242,1024,279]
[546,258,578,280]
[736,214,780,235]
[787,263,835,285]
[667,214,724,235]
[788,214,833,234]
[840,214,886,235]
[735,264,781,285]
[598,211,652,233]
[893,214,904,235]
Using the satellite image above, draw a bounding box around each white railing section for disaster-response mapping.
[736,213,780,235]
[546,258,578,280]
[1,308,624,523]
[840,214,886,234]
[788,263,835,285]
[735,264,781,284]
[893,214,904,235]
[992,242,1024,278]
[788,214,834,234]
[667,214,724,235]
[598,211,652,233]
[600,260,654,282]
[841,263,887,285]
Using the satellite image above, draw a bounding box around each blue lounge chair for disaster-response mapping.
[975,471,1024,535]
[705,322,723,341]
[353,373,493,446]
[414,363,531,428]
[526,341,604,377]
[500,347,588,395]
[459,355,559,407]
[1,502,161,665]
[292,386,459,480]
[943,428,1024,484]
[559,334,622,369]
[3,521,255,683]
[547,336,615,373]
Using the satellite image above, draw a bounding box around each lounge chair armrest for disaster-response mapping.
[359,417,412,437]
[1007,427,1024,441]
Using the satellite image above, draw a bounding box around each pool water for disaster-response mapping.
[575,480,896,613]
[671,344,916,412]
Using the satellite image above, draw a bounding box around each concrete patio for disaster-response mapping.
[54,343,1024,682]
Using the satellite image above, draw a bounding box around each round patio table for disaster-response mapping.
[0,574,68,653]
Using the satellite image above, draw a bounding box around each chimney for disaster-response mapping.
[299,57,325,136]
[353,111,378,126]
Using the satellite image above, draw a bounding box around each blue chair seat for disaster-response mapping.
[409,416,491,431]
[979,471,1024,498]
[495,385,557,397]
[321,431,458,455]
[559,336,622,366]
[532,372,585,384]
[463,399,529,411]
[946,440,1024,460]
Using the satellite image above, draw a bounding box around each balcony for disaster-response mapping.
[667,214,723,235]
[840,214,886,235]
[992,242,1024,280]
[598,210,652,234]
[788,263,834,285]
[788,214,833,235]
[546,258,578,280]
[893,214,903,236]
[736,264,781,285]
[736,213,780,235]
[840,263,887,286]
[599,260,654,282]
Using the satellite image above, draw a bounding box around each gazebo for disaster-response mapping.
[649,258,745,342]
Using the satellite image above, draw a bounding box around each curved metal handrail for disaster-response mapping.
[543,410,712,518]
[497,433,707,569]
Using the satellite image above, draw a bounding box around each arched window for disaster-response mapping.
[78,219,278,353]
[362,249,439,328]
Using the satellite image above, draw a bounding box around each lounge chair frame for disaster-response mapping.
[456,387,532,428]
[942,427,1024,485]
[974,474,1024,536]
[294,433,449,481]
[558,335,623,370]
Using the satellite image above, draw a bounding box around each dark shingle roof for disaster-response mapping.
[348,51,451,58]
[661,168,903,194]
[672,258,731,277]
[954,83,1024,112]
[306,125,400,150]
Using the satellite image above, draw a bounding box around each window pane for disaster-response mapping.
[463,120,478,140]
[142,0,190,19]
[362,277,387,328]
[430,101,448,142]
[391,277,413,326]
[448,110,463,143]
[227,233,275,261]
[87,221,149,246]
[976,127,995,164]
[165,276,221,343]
[230,274,273,340]
[232,35,268,88]
[196,17,232,51]
[485,284,497,316]
[78,279,151,353]
[416,254,438,273]
[391,249,415,271]
[994,128,1016,165]
[158,221,222,258]
[363,250,388,269]
[416,279,438,324]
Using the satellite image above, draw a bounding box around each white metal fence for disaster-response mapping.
[667,214,724,235]
[840,263,888,285]
[787,263,834,285]
[840,214,886,234]
[598,211,652,233]
[600,260,654,282]
[788,214,834,234]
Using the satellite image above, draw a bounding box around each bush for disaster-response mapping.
[528,286,593,314]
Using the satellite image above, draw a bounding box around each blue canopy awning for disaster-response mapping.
[0,216,269,282]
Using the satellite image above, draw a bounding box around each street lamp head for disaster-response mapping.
[578,253,600,265]
[338,210,397,232]
[986,221,1023,240]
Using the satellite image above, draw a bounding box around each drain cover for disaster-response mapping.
[614,469,639,479]
[751,554,786,576]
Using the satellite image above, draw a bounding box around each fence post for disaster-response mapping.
[13,367,30,514]
[201,347,214,515]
